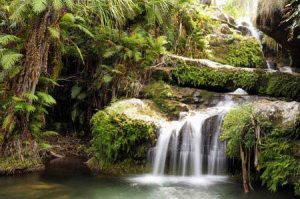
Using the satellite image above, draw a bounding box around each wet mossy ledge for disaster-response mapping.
[87,99,165,174]
[154,58,300,101]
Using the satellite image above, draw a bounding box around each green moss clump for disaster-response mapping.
[89,111,155,168]
[172,64,259,91]
[211,36,266,68]
[171,64,300,101]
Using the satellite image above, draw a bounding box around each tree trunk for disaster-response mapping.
[240,144,252,193]
[0,7,62,156]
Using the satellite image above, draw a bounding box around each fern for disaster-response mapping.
[32,0,48,13]
[52,0,63,10]
[63,0,74,10]
[48,26,60,39]
[0,52,23,70]
[0,35,21,46]
[23,92,38,102]
[36,92,56,106]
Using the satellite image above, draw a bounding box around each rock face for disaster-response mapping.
[252,100,300,128]
[256,0,300,68]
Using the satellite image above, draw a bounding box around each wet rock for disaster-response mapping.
[256,0,300,68]
[252,100,300,128]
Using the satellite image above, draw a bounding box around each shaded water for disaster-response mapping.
[0,173,295,199]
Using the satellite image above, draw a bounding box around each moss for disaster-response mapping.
[211,35,266,68]
[0,157,42,175]
[89,111,156,168]
[172,64,259,91]
[143,81,188,118]
[171,64,300,101]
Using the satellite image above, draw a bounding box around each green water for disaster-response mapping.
[0,173,296,199]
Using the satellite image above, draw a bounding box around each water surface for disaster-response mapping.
[0,173,296,199]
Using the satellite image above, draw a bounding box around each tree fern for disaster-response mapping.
[0,52,23,70]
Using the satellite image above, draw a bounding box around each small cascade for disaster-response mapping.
[150,98,235,176]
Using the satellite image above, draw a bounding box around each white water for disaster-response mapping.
[151,97,236,177]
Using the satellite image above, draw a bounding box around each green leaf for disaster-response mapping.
[75,24,94,38]
[103,75,113,83]
[62,13,75,22]
[77,92,87,100]
[71,85,82,99]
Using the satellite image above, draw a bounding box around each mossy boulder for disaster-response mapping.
[210,35,266,68]
[88,99,165,174]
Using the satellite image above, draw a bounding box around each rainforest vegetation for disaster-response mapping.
[0,0,300,198]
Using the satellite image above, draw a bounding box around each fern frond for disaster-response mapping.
[37,92,56,106]
[2,114,15,132]
[32,0,48,13]
[23,92,38,102]
[75,24,94,38]
[48,26,60,39]
[63,0,74,10]
[0,35,21,46]
[10,2,29,22]
[0,52,23,70]
[14,102,36,113]
[52,0,63,10]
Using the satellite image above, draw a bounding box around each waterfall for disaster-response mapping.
[151,98,235,176]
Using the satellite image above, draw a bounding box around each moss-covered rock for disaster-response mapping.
[88,99,165,174]
[210,35,266,68]
[171,64,300,101]
[143,81,189,118]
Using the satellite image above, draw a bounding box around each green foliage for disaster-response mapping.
[221,105,254,157]
[211,36,266,68]
[175,1,219,58]
[260,127,300,193]
[171,63,300,100]
[172,64,259,91]
[89,111,155,166]
[263,74,300,101]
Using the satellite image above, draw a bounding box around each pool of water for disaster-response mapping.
[0,173,296,199]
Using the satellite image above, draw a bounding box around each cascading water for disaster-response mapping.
[150,97,235,177]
